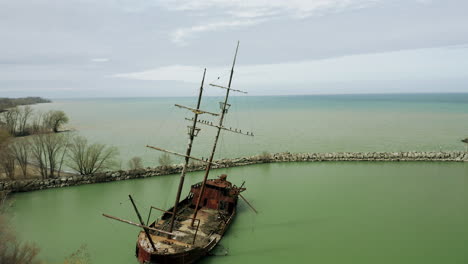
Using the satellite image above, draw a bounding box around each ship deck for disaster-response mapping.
[138,204,228,254]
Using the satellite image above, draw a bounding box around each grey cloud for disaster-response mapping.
[0,0,467,97]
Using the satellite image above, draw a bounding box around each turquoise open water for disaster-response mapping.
[29,93,468,167]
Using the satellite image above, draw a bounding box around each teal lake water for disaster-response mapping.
[7,93,468,263]
[28,93,468,167]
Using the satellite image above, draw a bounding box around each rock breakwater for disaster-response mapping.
[1,151,466,193]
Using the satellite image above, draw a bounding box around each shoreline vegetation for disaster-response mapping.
[0,97,91,182]
[1,151,466,193]
[0,97,51,113]
[0,98,122,185]
[0,97,68,137]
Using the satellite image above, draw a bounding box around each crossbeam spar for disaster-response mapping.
[175,104,219,116]
[209,83,248,94]
[103,213,176,236]
[185,118,254,137]
[146,145,218,165]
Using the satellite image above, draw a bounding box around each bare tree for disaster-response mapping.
[9,138,31,178]
[1,107,19,135]
[43,133,67,178]
[30,133,49,179]
[67,136,119,175]
[30,133,68,179]
[158,153,173,170]
[0,146,15,180]
[17,106,33,136]
[0,191,8,210]
[0,192,41,264]
[43,110,69,133]
[128,156,143,170]
[462,138,468,152]
[0,129,14,179]
[57,133,72,178]
[258,151,272,162]
[0,128,10,146]
[30,112,45,134]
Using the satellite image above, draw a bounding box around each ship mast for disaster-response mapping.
[191,41,240,225]
[102,43,255,248]
[166,69,207,234]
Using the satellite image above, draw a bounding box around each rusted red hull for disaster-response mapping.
[136,235,219,264]
[136,208,235,264]
[135,176,242,264]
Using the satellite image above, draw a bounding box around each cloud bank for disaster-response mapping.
[162,0,384,44]
[113,46,468,85]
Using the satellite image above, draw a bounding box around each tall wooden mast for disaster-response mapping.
[102,43,255,252]
[191,41,240,225]
[167,69,206,234]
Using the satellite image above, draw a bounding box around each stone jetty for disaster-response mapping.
[1,151,466,193]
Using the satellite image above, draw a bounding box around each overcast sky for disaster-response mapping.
[1,0,468,98]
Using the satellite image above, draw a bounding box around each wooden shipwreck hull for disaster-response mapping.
[136,175,244,264]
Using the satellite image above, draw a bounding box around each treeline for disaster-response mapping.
[0,103,174,180]
[0,106,69,136]
[0,124,173,181]
[0,97,50,112]
[0,130,119,180]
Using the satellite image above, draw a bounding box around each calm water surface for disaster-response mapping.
[10,162,468,264]
[29,94,468,167]
[9,94,468,263]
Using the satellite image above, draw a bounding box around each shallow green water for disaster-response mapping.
[10,162,468,264]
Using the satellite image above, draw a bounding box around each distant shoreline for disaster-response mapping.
[0,97,51,112]
[1,151,466,194]
[33,92,468,101]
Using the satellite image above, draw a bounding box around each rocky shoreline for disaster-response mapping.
[1,151,466,193]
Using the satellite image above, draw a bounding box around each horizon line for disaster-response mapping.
[20,91,468,100]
